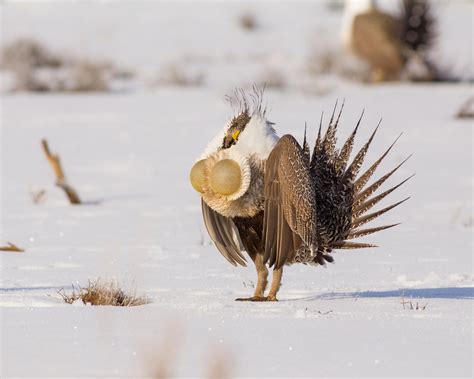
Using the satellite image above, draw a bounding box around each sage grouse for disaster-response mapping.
[342,0,436,81]
[190,88,411,301]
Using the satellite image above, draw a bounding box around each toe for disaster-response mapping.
[235,296,266,302]
[265,295,278,301]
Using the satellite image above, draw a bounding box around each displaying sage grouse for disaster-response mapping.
[341,0,436,81]
[190,88,411,301]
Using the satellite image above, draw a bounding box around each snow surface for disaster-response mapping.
[1,1,473,378]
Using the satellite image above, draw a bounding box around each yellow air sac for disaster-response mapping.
[190,159,207,193]
[209,159,242,196]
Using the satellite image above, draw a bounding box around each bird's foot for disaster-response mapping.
[235,296,266,302]
[265,295,278,302]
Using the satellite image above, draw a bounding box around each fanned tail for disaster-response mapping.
[307,104,411,262]
[302,123,310,164]
[400,0,436,53]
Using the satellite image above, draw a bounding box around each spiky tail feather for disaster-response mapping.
[400,0,436,53]
[306,103,411,265]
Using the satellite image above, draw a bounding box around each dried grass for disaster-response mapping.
[157,63,204,87]
[68,61,108,92]
[59,279,149,306]
[1,38,62,70]
[29,188,47,205]
[1,38,116,92]
[238,12,258,31]
[307,47,371,82]
[400,297,427,310]
[324,0,345,12]
[145,323,233,379]
[0,242,25,253]
[456,97,474,119]
[259,68,286,89]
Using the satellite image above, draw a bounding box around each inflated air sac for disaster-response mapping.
[190,159,207,193]
[209,159,242,196]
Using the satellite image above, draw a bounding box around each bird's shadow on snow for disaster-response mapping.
[75,193,160,205]
[287,287,473,301]
[0,285,72,293]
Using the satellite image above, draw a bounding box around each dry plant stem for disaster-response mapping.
[457,97,474,119]
[401,297,427,310]
[0,242,24,252]
[30,188,46,204]
[41,139,81,204]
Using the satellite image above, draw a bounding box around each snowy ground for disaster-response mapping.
[1,1,473,378]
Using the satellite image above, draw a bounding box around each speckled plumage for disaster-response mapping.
[196,89,410,300]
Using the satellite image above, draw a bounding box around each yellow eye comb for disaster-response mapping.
[232,130,241,141]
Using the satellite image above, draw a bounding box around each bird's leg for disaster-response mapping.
[253,254,268,298]
[372,67,386,83]
[235,254,268,301]
[266,267,283,301]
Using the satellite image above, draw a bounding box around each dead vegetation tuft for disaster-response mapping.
[238,12,259,31]
[400,297,427,310]
[324,0,345,12]
[145,323,233,379]
[59,279,149,306]
[462,217,473,228]
[206,350,233,379]
[0,242,25,253]
[258,68,286,89]
[456,97,474,119]
[242,280,255,289]
[157,63,205,87]
[1,38,62,71]
[306,47,371,82]
[450,206,473,229]
[29,187,47,205]
[67,61,108,92]
[0,38,132,92]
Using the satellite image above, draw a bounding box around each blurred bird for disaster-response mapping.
[190,87,411,301]
[341,0,436,82]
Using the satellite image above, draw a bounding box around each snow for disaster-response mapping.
[1,1,473,378]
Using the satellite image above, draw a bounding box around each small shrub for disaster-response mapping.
[456,97,474,119]
[1,38,126,92]
[1,38,62,70]
[259,68,286,89]
[68,61,108,92]
[157,63,204,87]
[325,0,345,12]
[307,47,371,82]
[238,12,258,31]
[59,279,149,306]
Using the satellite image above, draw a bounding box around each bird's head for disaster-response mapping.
[221,111,251,150]
[190,87,278,204]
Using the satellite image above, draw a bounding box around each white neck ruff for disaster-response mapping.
[200,115,279,161]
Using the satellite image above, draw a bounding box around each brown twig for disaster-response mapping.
[317,310,333,315]
[41,139,81,204]
[456,97,474,119]
[29,188,47,204]
[0,242,25,253]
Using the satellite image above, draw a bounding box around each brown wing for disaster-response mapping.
[201,199,247,267]
[263,135,318,269]
[352,12,405,75]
